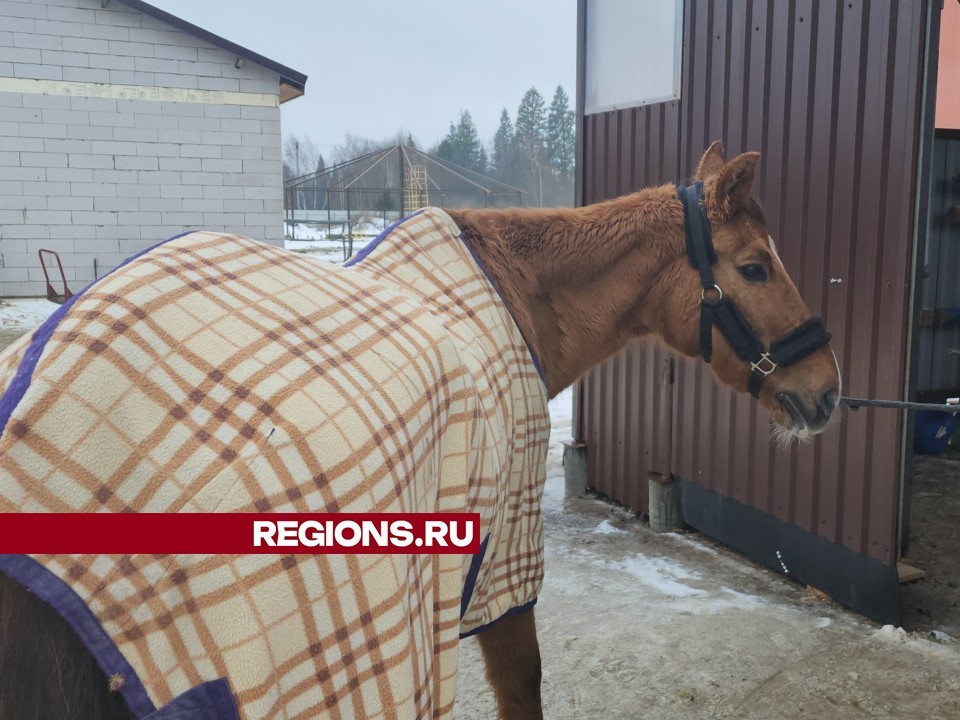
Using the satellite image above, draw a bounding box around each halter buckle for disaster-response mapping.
[701,284,723,303]
[751,353,778,377]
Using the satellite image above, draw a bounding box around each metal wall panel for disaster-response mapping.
[580,103,681,511]
[578,0,929,568]
[917,134,960,393]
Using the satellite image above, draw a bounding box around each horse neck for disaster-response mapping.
[452,185,687,397]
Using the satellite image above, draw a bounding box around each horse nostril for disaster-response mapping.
[818,388,838,417]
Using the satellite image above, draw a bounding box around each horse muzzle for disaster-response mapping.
[776,387,838,435]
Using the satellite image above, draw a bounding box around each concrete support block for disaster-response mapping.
[648,473,681,533]
[561,440,588,499]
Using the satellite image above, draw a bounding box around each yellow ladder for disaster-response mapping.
[404,164,429,214]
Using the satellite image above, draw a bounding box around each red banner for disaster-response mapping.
[0,513,481,554]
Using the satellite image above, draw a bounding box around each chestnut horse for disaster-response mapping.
[0,143,840,719]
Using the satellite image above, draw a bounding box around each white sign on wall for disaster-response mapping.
[584,0,684,114]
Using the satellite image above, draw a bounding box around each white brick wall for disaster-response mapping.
[0,0,286,297]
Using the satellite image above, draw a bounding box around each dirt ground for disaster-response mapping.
[902,450,960,640]
[2,313,960,719]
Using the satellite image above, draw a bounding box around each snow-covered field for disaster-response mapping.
[0,298,57,331]
[283,217,387,263]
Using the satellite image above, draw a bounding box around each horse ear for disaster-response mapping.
[695,141,726,179]
[716,152,760,213]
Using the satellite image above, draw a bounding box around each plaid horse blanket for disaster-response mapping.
[0,208,549,719]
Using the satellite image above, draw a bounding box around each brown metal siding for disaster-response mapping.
[579,0,928,566]
[581,103,681,512]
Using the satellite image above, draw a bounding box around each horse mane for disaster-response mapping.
[449,186,688,396]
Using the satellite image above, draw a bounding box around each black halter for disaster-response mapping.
[677,182,832,398]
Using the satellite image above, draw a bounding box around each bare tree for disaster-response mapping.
[329,130,419,166]
[283,135,323,179]
[283,135,326,211]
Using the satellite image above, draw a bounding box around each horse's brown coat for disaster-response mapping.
[450,142,839,434]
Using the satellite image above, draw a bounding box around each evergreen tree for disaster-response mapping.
[491,108,514,180]
[514,87,548,205]
[455,110,486,173]
[436,111,486,173]
[546,85,575,176]
[515,87,547,159]
[436,121,459,164]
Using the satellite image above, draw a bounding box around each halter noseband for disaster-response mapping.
[677,182,831,398]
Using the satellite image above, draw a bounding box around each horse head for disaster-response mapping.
[663,141,841,439]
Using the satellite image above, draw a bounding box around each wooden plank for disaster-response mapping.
[897,561,926,584]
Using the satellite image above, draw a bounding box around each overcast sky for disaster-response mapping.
[148,0,578,157]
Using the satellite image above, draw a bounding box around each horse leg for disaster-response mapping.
[476,606,543,719]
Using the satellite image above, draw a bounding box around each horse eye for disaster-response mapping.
[738,264,767,283]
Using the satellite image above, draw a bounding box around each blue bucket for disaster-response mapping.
[914,411,958,455]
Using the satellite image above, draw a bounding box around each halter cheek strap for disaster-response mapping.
[677,182,832,398]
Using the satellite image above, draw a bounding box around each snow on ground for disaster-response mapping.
[283,218,388,264]
[591,552,706,598]
[0,298,56,331]
[542,386,573,514]
[592,519,629,535]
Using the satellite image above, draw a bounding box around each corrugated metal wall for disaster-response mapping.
[579,0,929,567]
[917,133,960,394]
[580,103,681,511]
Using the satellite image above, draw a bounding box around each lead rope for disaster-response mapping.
[840,397,960,413]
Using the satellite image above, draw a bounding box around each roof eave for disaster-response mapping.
[280,82,305,104]
[115,0,307,101]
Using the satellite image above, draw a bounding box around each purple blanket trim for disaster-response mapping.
[144,679,239,720]
[0,554,157,717]
[0,231,194,438]
[458,598,538,640]
[460,534,489,620]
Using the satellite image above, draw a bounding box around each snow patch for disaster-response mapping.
[717,586,766,609]
[875,625,909,643]
[542,386,573,510]
[816,617,833,629]
[285,224,328,241]
[0,298,57,332]
[283,235,372,262]
[548,386,573,438]
[594,554,706,598]
[665,531,721,557]
[592,519,628,535]
[870,625,960,660]
[929,630,956,643]
[283,218,387,263]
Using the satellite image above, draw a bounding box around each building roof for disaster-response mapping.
[115,0,307,103]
